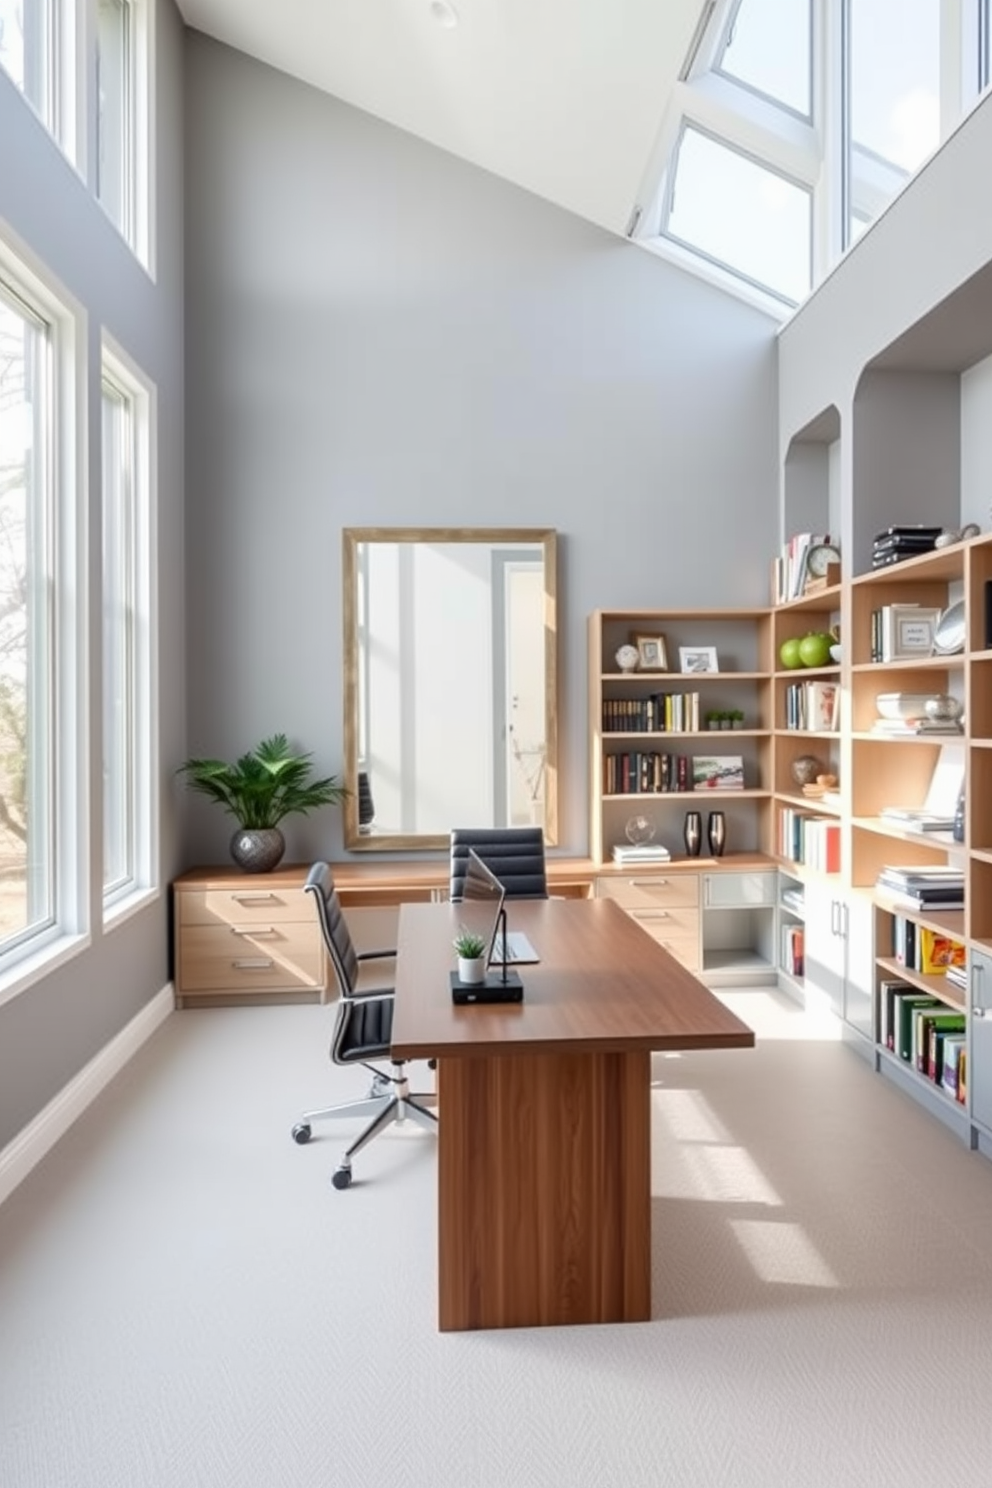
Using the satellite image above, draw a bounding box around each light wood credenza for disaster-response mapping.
[172,854,776,1006]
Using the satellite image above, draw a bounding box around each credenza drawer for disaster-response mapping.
[178,885,308,927]
[622,905,700,940]
[645,934,700,972]
[596,874,699,911]
[179,923,323,993]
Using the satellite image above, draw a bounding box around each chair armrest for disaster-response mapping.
[356,948,397,962]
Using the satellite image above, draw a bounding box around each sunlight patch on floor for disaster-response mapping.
[714,984,843,1042]
[729,1218,839,1287]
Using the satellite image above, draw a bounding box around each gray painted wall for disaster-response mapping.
[183,33,780,867]
[0,1,186,1148]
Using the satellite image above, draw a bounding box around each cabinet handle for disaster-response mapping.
[231,892,279,905]
[230,925,275,937]
[628,878,669,887]
[231,958,275,970]
[973,962,986,1017]
[631,909,670,920]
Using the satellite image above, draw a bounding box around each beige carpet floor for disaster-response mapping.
[2,986,992,1488]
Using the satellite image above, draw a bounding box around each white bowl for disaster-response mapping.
[829,644,841,663]
[875,692,938,721]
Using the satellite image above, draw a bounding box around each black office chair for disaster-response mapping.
[449,827,548,902]
[292,862,437,1190]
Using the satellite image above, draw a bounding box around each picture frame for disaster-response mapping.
[692,755,745,790]
[633,633,668,671]
[883,604,941,661]
[679,645,719,674]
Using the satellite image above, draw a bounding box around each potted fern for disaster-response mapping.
[453,927,489,986]
[177,733,348,872]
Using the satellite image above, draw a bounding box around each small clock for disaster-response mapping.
[806,542,840,579]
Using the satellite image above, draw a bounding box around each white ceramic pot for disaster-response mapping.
[457,956,486,985]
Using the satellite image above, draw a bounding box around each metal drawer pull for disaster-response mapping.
[231,958,275,970]
[628,878,669,887]
[632,909,670,920]
[231,892,279,904]
[230,925,275,936]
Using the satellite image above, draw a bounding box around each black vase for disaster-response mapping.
[683,810,702,857]
[707,811,726,858]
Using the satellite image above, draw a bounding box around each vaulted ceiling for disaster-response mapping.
[176,0,706,233]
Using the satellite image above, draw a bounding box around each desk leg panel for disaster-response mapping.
[436,1050,650,1330]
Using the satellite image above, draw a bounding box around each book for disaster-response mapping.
[894,993,942,1062]
[942,1036,967,1099]
[915,1008,965,1074]
[880,978,912,1050]
[917,927,965,974]
[926,1015,966,1080]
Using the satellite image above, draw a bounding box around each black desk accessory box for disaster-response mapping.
[450,970,524,1005]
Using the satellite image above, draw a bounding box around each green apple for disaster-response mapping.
[779,637,803,670]
[798,631,833,668]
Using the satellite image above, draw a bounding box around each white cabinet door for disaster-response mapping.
[803,881,845,1020]
[840,892,874,1042]
[970,949,992,1134]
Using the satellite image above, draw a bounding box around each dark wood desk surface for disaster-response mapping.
[391,897,755,1060]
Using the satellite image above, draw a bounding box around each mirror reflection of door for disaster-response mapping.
[493,555,545,828]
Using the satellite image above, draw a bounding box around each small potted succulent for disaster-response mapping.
[453,928,488,985]
[706,709,722,731]
[720,710,733,729]
[729,708,745,729]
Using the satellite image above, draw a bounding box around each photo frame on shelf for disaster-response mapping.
[679,645,719,674]
[691,755,744,790]
[633,634,668,671]
[884,604,942,660]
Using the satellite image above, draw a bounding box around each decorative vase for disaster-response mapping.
[707,811,726,858]
[457,956,487,986]
[683,810,702,857]
[230,826,286,874]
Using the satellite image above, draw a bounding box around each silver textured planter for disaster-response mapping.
[230,826,285,873]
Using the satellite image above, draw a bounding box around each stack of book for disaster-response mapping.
[784,679,839,731]
[871,717,963,736]
[774,532,833,602]
[611,843,671,867]
[875,864,965,911]
[880,807,957,833]
[870,525,943,568]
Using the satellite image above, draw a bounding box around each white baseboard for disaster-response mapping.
[0,984,174,1207]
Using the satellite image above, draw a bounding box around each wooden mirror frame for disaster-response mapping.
[342,527,558,852]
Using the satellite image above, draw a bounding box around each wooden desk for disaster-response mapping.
[391,897,754,1331]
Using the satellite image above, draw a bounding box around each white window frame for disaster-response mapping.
[100,334,157,924]
[0,0,81,163]
[0,230,88,1009]
[633,0,989,313]
[94,0,155,272]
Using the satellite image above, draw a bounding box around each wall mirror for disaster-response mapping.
[342,528,558,851]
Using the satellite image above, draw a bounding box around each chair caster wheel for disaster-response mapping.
[332,1166,352,1190]
[291,1123,312,1144]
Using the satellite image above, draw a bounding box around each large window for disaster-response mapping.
[641,0,992,309]
[666,125,812,304]
[0,0,53,124]
[0,281,55,954]
[101,347,154,913]
[96,0,133,241]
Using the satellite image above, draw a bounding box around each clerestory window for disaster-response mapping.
[638,0,992,310]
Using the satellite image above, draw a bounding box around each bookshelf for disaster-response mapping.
[844,532,992,1140]
[588,609,777,984]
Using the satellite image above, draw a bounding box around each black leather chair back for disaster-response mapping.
[449,827,548,902]
[304,861,360,997]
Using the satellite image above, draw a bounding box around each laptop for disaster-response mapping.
[460,850,540,966]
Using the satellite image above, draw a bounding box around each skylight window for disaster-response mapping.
[717,0,812,119]
[668,126,811,304]
[640,0,989,311]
